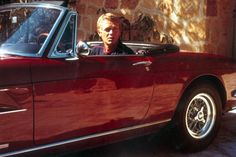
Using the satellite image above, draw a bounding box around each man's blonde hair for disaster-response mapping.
[97,13,121,31]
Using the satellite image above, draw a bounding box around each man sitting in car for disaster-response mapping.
[89,13,134,55]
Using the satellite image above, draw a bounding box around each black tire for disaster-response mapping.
[172,82,222,152]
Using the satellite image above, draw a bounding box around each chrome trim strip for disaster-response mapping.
[48,12,77,58]
[0,119,171,157]
[36,7,67,57]
[0,3,66,11]
[0,109,27,115]
[231,107,236,110]
[0,89,9,92]
[132,61,152,66]
[0,144,9,149]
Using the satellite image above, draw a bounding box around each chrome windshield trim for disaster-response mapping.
[36,7,67,57]
[0,3,66,11]
[48,11,77,58]
[0,109,27,115]
[0,119,171,157]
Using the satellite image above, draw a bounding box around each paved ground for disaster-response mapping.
[59,110,236,157]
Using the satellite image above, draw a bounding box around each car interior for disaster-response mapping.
[77,41,180,56]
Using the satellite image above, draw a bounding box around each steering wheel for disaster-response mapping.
[37,33,49,45]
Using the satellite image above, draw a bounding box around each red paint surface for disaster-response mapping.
[0,52,236,154]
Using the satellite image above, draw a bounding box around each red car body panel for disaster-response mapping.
[1,2,236,156]
[0,56,33,153]
[1,51,236,155]
[31,56,154,144]
[145,52,236,123]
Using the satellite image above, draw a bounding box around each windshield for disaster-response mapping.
[0,6,61,56]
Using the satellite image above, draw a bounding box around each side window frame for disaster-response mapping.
[49,12,77,58]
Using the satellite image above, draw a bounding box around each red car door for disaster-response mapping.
[32,55,154,144]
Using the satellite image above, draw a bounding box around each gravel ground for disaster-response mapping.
[60,110,236,157]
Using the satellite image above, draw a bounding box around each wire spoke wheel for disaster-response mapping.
[172,82,222,151]
[185,93,216,139]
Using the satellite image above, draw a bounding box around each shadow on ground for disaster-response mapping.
[59,111,236,157]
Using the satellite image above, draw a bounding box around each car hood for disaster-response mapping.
[0,54,26,60]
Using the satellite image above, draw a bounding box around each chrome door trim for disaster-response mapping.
[132,61,152,66]
[0,144,9,150]
[0,109,27,115]
[0,118,171,157]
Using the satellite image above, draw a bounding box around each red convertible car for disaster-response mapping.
[0,2,236,156]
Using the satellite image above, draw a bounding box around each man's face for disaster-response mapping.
[98,19,121,46]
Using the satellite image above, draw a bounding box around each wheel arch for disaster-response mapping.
[170,75,225,151]
[179,75,227,112]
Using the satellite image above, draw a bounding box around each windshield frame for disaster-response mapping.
[0,3,67,57]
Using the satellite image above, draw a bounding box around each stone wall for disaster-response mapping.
[71,0,236,56]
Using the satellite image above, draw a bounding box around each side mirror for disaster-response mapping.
[76,41,90,55]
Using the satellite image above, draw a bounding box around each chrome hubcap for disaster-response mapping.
[185,93,216,139]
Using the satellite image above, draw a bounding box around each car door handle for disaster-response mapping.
[132,61,152,66]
